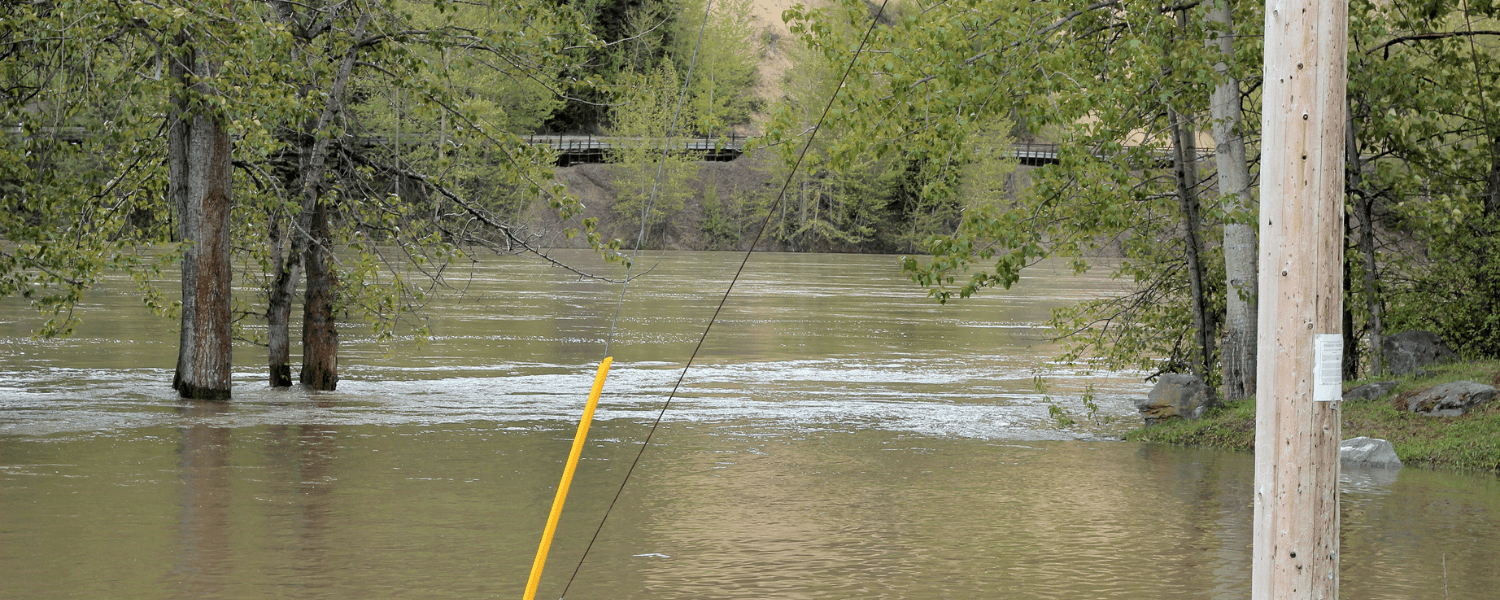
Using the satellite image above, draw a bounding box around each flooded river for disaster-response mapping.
[2,251,1498,599]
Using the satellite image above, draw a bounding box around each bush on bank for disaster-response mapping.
[1124,360,1500,472]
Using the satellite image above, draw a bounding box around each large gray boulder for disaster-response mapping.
[1136,374,1217,424]
[1344,380,1398,401]
[1381,331,1457,376]
[1405,381,1498,417]
[1340,437,1403,469]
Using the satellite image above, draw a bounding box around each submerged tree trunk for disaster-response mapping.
[1169,105,1217,399]
[291,11,369,390]
[265,9,368,389]
[1206,0,1257,400]
[266,208,301,387]
[300,199,338,390]
[170,42,233,401]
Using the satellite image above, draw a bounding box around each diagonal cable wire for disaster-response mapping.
[560,2,892,597]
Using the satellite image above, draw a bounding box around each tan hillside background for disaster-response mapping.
[745,0,802,124]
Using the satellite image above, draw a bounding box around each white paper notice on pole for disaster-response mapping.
[1314,334,1343,402]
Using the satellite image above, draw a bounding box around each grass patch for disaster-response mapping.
[1124,359,1500,472]
[1124,397,1258,451]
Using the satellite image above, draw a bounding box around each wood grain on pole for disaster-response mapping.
[1253,0,1346,598]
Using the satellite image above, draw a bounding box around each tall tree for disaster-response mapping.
[300,198,340,389]
[1168,103,1215,395]
[607,61,700,242]
[263,5,370,390]
[255,0,612,389]
[168,35,235,400]
[1206,0,1258,399]
[4,0,622,394]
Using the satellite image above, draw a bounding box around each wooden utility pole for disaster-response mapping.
[1253,0,1347,597]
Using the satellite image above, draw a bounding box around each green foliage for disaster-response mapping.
[548,0,760,134]
[0,0,192,336]
[957,122,1022,215]
[775,0,1500,383]
[698,182,742,249]
[574,0,761,250]
[1384,215,1500,359]
[876,0,1251,379]
[2,0,620,344]
[1344,0,1500,363]
[1038,379,1111,430]
[1047,402,1078,428]
[759,6,1018,253]
[607,62,700,240]
[675,0,761,134]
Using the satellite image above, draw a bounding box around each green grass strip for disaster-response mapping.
[1124,360,1500,472]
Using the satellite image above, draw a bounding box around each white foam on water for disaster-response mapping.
[0,357,1145,441]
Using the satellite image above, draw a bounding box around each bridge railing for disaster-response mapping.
[523,133,747,152]
[525,133,748,166]
[1006,140,1215,166]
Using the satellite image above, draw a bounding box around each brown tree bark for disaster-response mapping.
[1169,105,1217,400]
[264,8,367,389]
[1489,149,1500,217]
[169,41,233,401]
[267,209,300,387]
[299,199,338,390]
[1342,219,1361,381]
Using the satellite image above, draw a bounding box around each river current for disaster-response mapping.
[2,250,1497,599]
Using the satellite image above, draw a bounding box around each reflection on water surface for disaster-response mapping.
[2,251,1497,599]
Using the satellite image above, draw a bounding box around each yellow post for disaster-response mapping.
[522,357,613,600]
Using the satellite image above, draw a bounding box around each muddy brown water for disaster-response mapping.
[2,251,1497,599]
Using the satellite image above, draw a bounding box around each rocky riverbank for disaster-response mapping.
[1125,358,1500,472]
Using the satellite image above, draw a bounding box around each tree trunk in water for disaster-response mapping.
[300,199,339,390]
[1206,0,1257,400]
[1347,99,1383,376]
[1169,105,1216,398]
[170,43,233,401]
[169,44,190,392]
[268,10,369,389]
[266,208,301,387]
